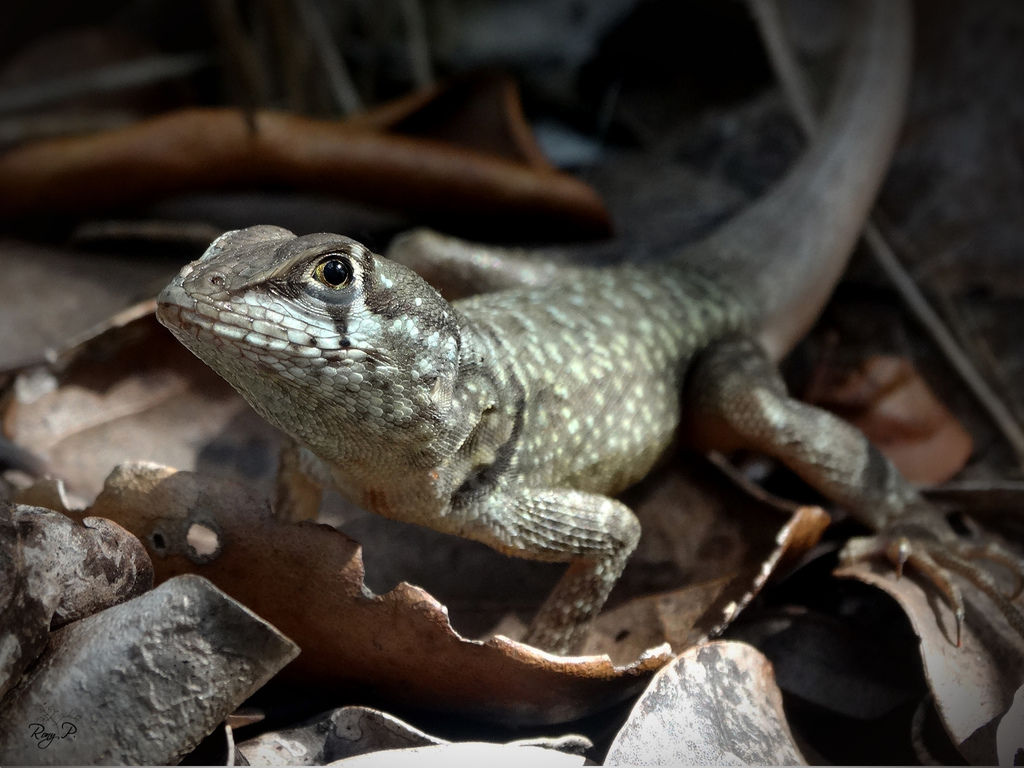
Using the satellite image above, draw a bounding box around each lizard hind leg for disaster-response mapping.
[457,486,641,655]
[684,335,1024,644]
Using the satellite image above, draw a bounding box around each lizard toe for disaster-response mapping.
[840,533,1024,646]
[954,540,1024,599]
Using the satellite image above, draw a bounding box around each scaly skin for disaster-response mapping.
[157,231,748,651]
[157,0,1024,653]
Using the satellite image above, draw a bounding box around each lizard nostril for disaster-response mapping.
[208,274,226,288]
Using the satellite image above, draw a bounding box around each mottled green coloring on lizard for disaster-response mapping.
[157,0,1024,654]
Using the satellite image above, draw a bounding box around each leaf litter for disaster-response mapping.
[2,0,1024,763]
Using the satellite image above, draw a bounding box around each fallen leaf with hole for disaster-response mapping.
[0,501,153,699]
[837,559,1024,764]
[804,354,973,484]
[0,76,610,239]
[604,640,806,765]
[0,574,298,765]
[82,461,671,725]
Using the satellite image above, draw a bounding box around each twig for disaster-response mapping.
[0,53,210,116]
[749,0,1024,469]
[399,0,435,89]
[747,0,817,136]
[864,221,1024,464]
[596,74,623,145]
[264,0,312,112]
[206,0,272,131]
[293,0,363,114]
[949,293,1024,429]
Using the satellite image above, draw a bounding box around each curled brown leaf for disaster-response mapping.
[583,456,830,663]
[85,461,670,725]
[0,106,610,238]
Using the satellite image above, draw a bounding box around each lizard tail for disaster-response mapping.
[677,0,912,359]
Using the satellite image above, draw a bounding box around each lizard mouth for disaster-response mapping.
[156,281,387,366]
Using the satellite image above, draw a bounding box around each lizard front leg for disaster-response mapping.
[685,336,1024,643]
[455,485,641,655]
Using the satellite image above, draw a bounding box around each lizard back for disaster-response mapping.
[454,265,747,496]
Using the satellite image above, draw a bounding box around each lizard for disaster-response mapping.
[156,0,1024,655]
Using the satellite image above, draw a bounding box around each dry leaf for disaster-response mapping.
[837,560,1024,764]
[997,683,1024,767]
[327,742,585,767]
[0,240,177,372]
[0,507,48,701]
[804,354,973,484]
[7,502,153,628]
[582,456,830,663]
[345,73,554,170]
[311,454,828,670]
[0,574,299,765]
[83,461,670,725]
[604,640,806,765]
[727,601,923,723]
[236,704,591,766]
[0,104,610,238]
[0,501,153,698]
[3,307,282,500]
[237,706,445,766]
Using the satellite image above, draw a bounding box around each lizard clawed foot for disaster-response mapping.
[840,532,1024,646]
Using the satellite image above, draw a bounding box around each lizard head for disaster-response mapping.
[156,225,466,470]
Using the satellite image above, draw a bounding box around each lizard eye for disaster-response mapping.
[314,257,352,288]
